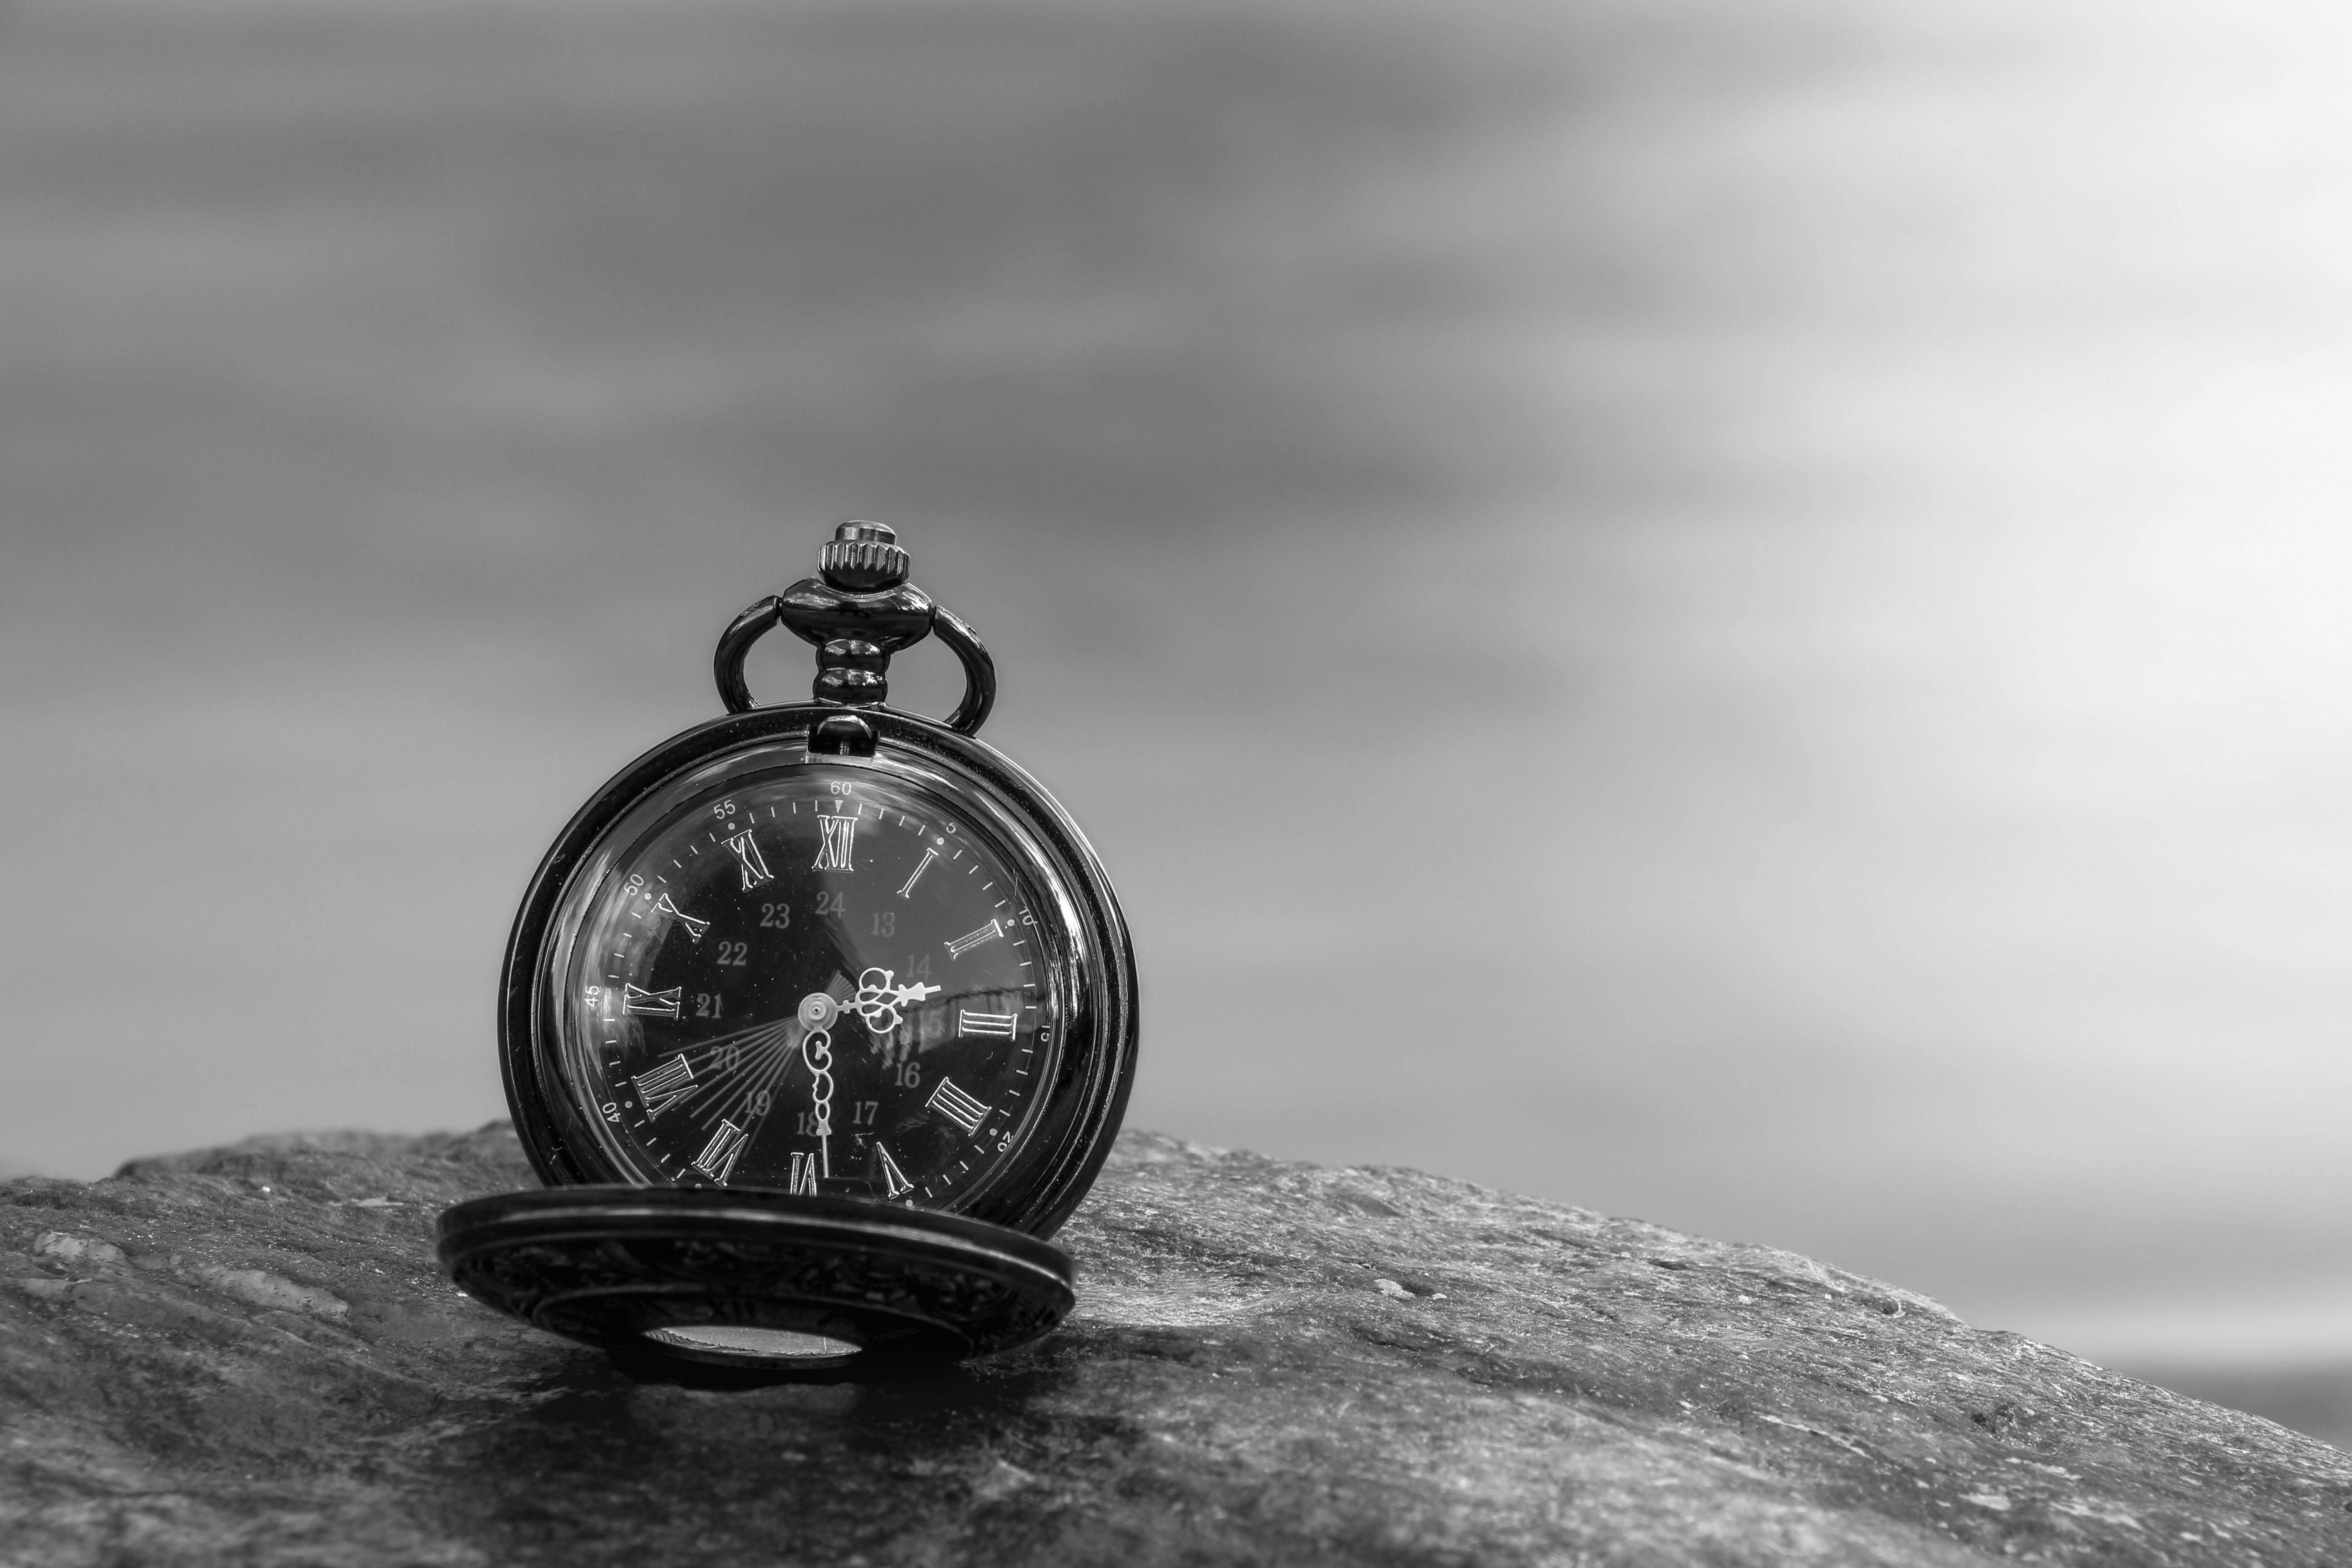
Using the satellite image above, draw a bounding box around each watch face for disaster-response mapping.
[534,748,1072,1209]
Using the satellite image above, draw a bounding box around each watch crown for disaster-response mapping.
[818,520,911,592]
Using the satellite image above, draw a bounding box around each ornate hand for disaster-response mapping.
[795,992,839,1184]
[838,967,942,1035]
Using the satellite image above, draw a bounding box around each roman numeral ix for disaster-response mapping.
[622,983,682,1018]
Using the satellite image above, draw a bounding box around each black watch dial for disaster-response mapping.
[540,761,1063,1207]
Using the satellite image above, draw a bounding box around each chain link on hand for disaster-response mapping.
[792,990,846,1160]
[801,1023,835,1139]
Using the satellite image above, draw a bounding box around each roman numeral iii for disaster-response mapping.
[958,1009,1019,1039]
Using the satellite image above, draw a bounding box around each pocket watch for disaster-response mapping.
[439,522,1139,1372]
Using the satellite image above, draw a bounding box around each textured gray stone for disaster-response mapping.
[3,1127,2348,1566]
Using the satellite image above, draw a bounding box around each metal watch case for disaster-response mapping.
[446,521,1139,1371]
[498,698,1138,1239]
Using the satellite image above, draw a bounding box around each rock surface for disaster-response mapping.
[3,1128,2348,1567]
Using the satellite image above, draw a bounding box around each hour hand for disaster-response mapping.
[844,968,941,1033]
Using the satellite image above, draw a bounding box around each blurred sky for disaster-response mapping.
[4,0,2352,1377]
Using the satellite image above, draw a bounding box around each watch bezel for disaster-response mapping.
[499,702,1137,1240]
